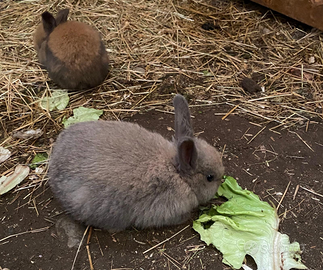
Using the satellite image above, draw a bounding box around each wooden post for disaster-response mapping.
[251,0,323,31]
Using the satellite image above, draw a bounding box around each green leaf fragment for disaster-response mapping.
[0,165,30,195]
[202,70,213,76]
[40,90,69,111]
[62,107,103,128]
[0,147,11,163]
[193,176,307,270]
[30,153,48,169]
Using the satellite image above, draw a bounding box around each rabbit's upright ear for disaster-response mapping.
[41,11,57,35]
[55,9,69,25]
[174,94,197,172]
[178,138,197,172]
[173,94,193,140]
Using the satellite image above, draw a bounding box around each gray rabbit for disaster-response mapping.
[48,95,224,231]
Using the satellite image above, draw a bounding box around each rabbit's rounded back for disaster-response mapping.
[48,95,224,231]
[34,9,109,90]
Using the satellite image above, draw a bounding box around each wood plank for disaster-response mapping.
[251,0,323,30]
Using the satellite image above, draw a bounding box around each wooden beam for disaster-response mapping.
[251,0,323,31]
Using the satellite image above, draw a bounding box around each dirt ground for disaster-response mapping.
[1,0,323,269]
[1,106,322,270]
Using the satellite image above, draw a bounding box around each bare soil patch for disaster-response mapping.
[1,0,323,269]
[1,107,322,270]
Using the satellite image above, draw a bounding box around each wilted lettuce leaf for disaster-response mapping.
[193,176,307,270]
[62,107,103,128]
[30,153,48,169]
[40,90,69,111]
[0,165,30,195]
[0,147,11,163]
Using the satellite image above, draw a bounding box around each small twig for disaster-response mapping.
[71,226,90,270]
[277,181,291,212]
[300,186,323,198]
[242,168,253,176]
[162,252,181,269]
[154,109,175,115]
[94,233,104,256]
[32,198,39,217]
[133,238,146,245]
[182,249,202,267]
[301,63,304,89]
[143,225,190,254]
[222,104,239,120]
[86,245,94,270]
[249,121,262,127]
[247,126,266,145]
[289,131,314,152]
[279,199,305,218]
[248,93,294,102]
[86,227,94,270]
[293,184,300,200]
[131,83,158,109]
[240,127,251,140]
[221,144,226,159]
[0,226,50,243]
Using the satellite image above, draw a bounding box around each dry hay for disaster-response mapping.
[0,0,323,192]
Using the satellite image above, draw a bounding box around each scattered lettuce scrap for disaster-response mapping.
[0,147,11,163]
[202,70,213,77]
[12,129,43,140]
[40,90,69,111]
[193,176,307,270]
[30,153,48,169]
[0,165,30,195]
[62,107,103,128]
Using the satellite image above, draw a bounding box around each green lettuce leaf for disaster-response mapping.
[40,90,69,111]
[30,153,48,169]
[0,165,30,195]
[193,176,307,270]
[62,107,103,128]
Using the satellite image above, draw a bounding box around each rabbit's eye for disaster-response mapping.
[206,175,215,182]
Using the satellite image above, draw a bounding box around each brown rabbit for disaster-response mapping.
[33,9,109,90]
[48,95,224,231]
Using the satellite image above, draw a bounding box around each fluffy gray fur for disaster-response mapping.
[48,94,224,230]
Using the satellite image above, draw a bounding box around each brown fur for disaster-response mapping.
[33,24,46,52]
[33,9,109,90]
[48,21,102,70]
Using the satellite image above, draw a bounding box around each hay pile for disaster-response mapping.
[0,0,322,185]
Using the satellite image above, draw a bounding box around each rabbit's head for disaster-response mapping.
[33,9,69,52]
[173,95,224,204]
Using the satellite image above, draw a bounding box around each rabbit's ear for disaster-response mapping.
[41,11,57,35]
[174,95,193,140]
[55,9,69,25]
[178,137,197,172]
